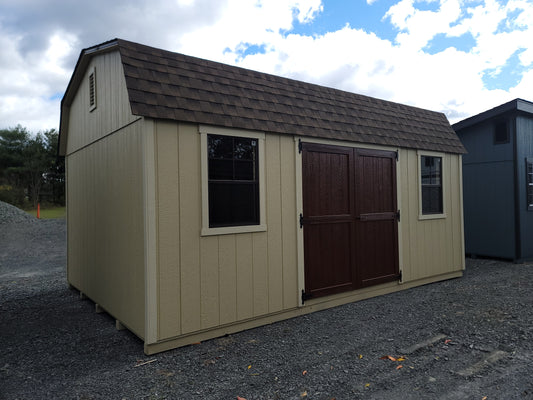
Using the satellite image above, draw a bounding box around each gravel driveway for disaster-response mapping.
[1,200,532,399]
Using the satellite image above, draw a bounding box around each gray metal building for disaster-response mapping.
[454,98,533,261]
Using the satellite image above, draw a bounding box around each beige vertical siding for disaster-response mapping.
[67,108,463,350]
[399,150,465,282]
[66,121,145,338]
[265,135,284,313]
[153,128,464,346]
[280,136,299,309]
[152,122,180,339]
[149,131,464,352]
[200,236,219,328]
[235,234,254,319]
[178,124,203,334]
[154,121,300,341]
[66,51,138,155]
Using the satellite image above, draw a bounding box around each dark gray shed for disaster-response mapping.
[453,98,533,261]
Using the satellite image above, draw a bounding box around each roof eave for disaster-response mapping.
[453,98,533,132]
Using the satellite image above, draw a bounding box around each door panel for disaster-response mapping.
[355,219,399,286]
[302,143,356,298]
[354,149,399,288]
[303,146,352,217]
[304,222,355,298]
[302,143,399,300]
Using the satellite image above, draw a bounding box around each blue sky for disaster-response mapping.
[0,0,532,131]
[288,0,398,40]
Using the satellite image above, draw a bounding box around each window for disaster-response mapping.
[421,155,443,215]
[200,126,266,236]
[89,67,97,111]
[494,120,509,144]
[526,158,533,211]
[208,134,259,227]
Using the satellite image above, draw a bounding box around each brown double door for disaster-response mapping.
[301,142,400,300]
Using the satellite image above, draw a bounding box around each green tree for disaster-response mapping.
[42,129,65,205]
[0,126,65,208]
[0,125,30,205]
[24,133,49,208]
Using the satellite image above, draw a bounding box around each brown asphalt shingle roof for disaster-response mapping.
[107,39,466,153]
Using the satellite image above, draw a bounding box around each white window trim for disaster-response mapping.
[199,125,267,236]
[418,150,447,220]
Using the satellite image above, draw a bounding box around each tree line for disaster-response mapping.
[0,125,65,208]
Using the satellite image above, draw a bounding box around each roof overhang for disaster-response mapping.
[58,39,119,156]
[453,98,533,132]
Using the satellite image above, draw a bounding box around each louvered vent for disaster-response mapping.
[89,68,96,111]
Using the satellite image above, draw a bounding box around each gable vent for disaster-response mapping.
[89,68,96,111]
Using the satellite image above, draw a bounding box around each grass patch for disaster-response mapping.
[26,206,66,219]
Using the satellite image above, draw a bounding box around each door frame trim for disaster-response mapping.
[294,137,305,306]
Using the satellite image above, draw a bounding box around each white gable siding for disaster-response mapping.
[66,51,138,155]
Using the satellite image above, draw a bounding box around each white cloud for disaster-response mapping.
[177,0,323,60]
[174,0,532,123]
[226,0,533,122]
[0,0,532,131]
[510,68,533,99]
[385,0,463,50]
[176,0,195,6]
[0,30,76,131]
[292,0,324,23]
[0,0,230,131]
[42,33,78,79]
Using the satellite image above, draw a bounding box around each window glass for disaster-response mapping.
[234,137,255,160]
[421,155,443,214]
[207,134,259,227]
[208,159,233,180]
[494,120,509,144]
[208,135,233,159]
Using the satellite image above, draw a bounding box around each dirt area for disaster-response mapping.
[0,200,532,399]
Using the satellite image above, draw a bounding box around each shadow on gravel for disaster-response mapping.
[1,218,532,399]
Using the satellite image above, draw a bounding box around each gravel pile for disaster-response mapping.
[0,201,65,283]
[0,204,532,399]
[0,200,37,225]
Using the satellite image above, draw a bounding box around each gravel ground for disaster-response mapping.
[0,200,532,400]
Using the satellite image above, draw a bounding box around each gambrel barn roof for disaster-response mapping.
[60,38,465,154]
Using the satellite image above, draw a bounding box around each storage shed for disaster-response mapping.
[59,39,466,354]
[453,98,533,261]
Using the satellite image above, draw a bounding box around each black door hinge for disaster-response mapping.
[396,150,399,161]
[302,290,313,304]
[298,139,303,153]
[396,210,400,221]
[398,270,403,281]
[299,213,304,228]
